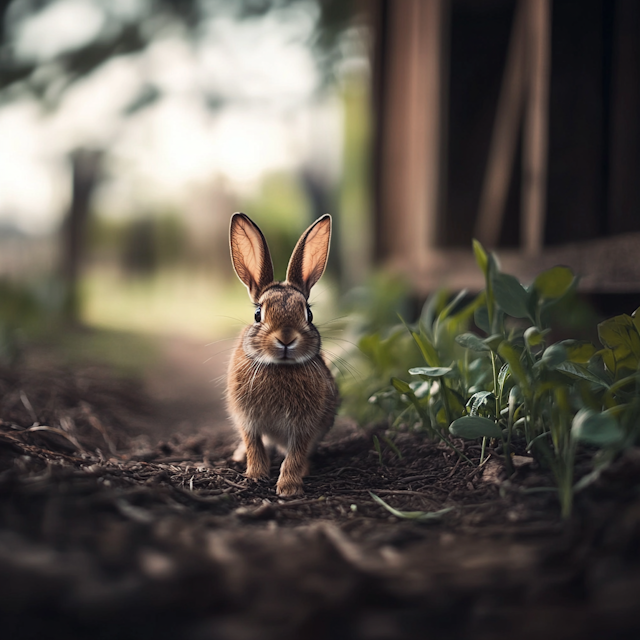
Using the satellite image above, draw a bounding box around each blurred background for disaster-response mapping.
[1,0,639,417]
[0,0,371,389]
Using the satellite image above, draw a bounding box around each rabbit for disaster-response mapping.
[226,212,339,497]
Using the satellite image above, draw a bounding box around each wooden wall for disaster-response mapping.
[371,0,640,293]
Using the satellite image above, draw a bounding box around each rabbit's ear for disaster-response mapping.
[230,213,274,301]
[286,214,331,298]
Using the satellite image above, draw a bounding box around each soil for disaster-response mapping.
[1,346,640,640]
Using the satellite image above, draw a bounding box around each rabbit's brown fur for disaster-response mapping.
[227,213,338,496]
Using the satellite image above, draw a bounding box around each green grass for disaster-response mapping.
[81,267,250,341]
[47,326,162,377]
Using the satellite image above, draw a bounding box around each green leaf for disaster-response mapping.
[491,272,531,318]
[607,373,640,397]
[533,266,575,300]
[392,380,432,433]
[438,290,468,323]
[474,305,490,333]
[472,239,489,278]
[598,347,617,375]
[466,391,495,416]
[509,384,523,405]
[598,314,640,351]
[435,404,448,427]
[449,415,503,439]
[372,435,383,464]
[382,436,403,460]
[468,367,492,393]
[524,326,548,348]
[370,492,454,522]
[597,314,640,374]
[449,291,486,325]
[498,363,511,395]
[571,408,624,446]
[446,387,467,418]
[538,343,568,369]
[412,332,440,367]
[498,342,530,393]
[408,366,453,378]
[391,377,412,394]
[559,340,597,364]
[411,380,431,398]
[555,361,610,387]
[420,290,449,334]
[483,334,503,351]
[455,332,490,352]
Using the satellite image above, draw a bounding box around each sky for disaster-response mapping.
[0,0,345,234]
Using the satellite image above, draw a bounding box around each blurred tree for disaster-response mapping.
[121,217,158,277]
[61,148,102,323]
[0,0,358,107]
[0,0,364,326]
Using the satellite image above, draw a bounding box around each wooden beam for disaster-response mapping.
[386,233,640,295]
[521,0,552,255]
[419,0,449,256]
[474,0,528,248]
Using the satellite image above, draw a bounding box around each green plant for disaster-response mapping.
[336,272,423,423]
[0,278,65,367]
[383,241,640,519]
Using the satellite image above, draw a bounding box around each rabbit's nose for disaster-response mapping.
[276,337,298,348]
[276,328,298,346]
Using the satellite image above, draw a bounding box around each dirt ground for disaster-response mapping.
[1,339,640,640]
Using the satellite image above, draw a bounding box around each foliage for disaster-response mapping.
[0,277,65,366]
[335,272,422,423]
[359,242,640,519]
[339,72,372,289]
[1,0,359,105]
[89,213,189,275]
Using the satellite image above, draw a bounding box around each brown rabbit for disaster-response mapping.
[227,213,338,496]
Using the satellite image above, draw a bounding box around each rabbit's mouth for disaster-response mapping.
[261,337,315,365]
[256,352,313,365]
[266,329,314,364]
[275,336,298,361]
[271,341,313,364]
[242,325,319,365]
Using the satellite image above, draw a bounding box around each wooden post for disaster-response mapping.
[474,0,527,248]
[609,0,640,235]
[521,0,551,255]
[419,0,448,258]
[376,0,448,270]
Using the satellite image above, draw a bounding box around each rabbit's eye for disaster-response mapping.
[254,306,262,323]
[306,306,313,323]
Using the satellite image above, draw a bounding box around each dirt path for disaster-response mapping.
[142,335,234,441]
[2,341,640,639]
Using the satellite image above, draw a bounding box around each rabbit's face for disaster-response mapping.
[242,284,320,365]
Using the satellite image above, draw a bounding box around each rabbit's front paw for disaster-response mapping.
[276,478,304,497]
[245,462,270,480]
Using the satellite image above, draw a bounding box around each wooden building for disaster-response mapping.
[370,0,640,296]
